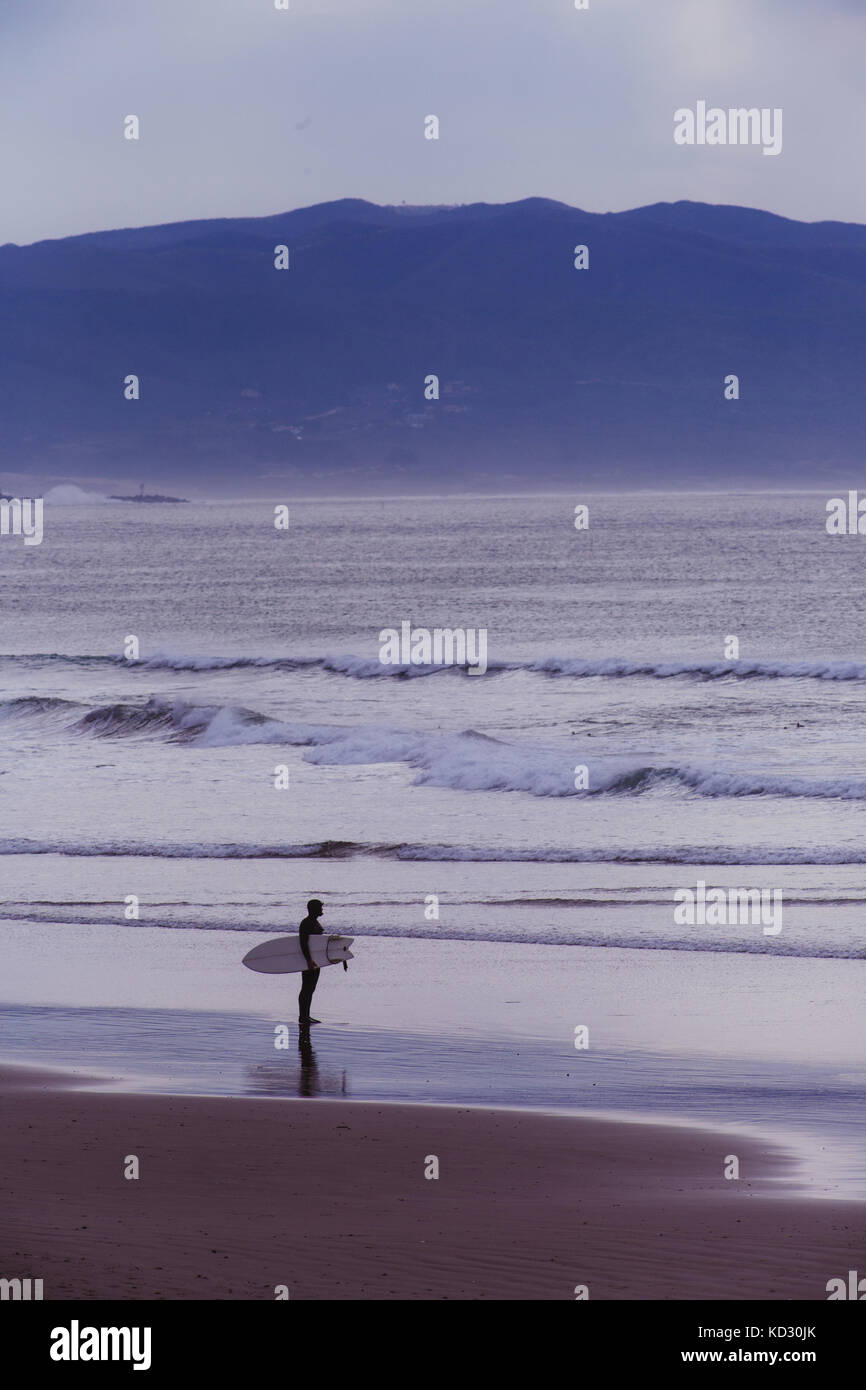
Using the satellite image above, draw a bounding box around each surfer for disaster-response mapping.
[298,898,325,1026]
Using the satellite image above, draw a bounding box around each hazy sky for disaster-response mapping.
[1,0,863,245]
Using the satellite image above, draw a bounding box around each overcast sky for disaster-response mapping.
[1,0,863,245]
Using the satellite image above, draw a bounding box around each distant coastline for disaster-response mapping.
[3,197,863,487]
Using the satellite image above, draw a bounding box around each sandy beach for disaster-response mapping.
[0,1065,860,1301]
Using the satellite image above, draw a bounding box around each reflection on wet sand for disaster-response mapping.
[242,1030,348,1098]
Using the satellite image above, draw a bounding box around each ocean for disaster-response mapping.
[1,491,864,1195]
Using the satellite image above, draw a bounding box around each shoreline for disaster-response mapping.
[1,989,863,1203]
[1,1017,861,1200]
[0,1055,826,1196]
[1,1063,862,1300]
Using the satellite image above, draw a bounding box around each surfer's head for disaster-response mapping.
[307,898,324,918]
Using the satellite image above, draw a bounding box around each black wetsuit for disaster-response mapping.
[298,913,324,1021]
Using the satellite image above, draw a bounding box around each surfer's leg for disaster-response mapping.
[298,969,312,1021]
[298,966,320,1022]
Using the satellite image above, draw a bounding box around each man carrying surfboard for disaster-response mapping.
[241,911,353,982]
[298,898,325,1026]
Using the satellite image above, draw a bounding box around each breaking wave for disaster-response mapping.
[5,694,866,802]
[5,651,866,682]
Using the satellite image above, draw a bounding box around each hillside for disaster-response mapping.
[1,197,864,488]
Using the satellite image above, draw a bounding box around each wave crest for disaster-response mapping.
[6,651,866,683]
[2,836,866,870]
[5,695,866,802]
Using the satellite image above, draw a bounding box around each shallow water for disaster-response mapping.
[1,493,864,1200]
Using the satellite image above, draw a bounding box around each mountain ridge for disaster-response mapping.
[1,197,863,489]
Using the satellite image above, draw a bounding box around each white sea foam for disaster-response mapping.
[8,695,866,802]
[129,652,866,683]
[149,705,866,801]
[5,650,866,683]
[43,484,111,506]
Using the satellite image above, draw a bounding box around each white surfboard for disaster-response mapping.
[242,933,354,975]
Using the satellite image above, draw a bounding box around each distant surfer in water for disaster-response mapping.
[298,898,325,1026]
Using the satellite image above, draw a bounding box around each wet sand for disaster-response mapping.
[0,1065,861,1300]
